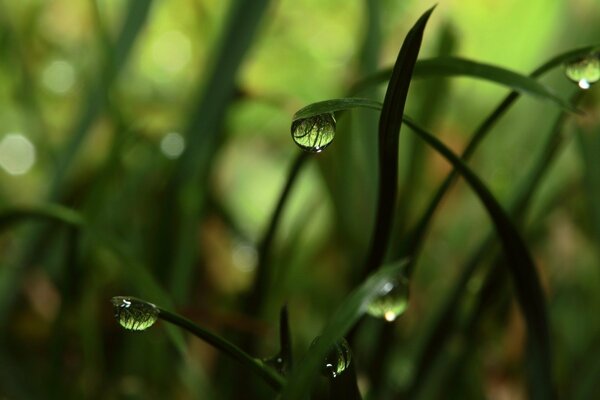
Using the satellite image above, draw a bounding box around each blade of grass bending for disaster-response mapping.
[0,204,84,230]
[167,0,273,303]
[407,90,581,397]
[352,46,599,109]
[152,304,284,390]
[280,261,407,400]
[244,152,309,318]
[362,6,435,279]
[401,45,597,275]
[402,117,554,400]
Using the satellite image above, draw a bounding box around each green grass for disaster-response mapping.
[1,1,599,399]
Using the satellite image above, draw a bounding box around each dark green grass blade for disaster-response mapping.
[0,204,84,230]
[153,304,285,390]
[279,305,293,372]
[575,118,600,243]
[352,45,600,109]
[244,152,309,318]
[402,117,554,400]
[167,0,273,303]
[400,45,598,274]
[280,261,406,399]
[362,6,435,278]
[409,92,580,395]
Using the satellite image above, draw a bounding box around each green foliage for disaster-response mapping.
[1,1,599,399]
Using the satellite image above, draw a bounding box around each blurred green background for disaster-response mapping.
[0,0,599,398]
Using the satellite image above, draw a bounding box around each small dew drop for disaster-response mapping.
[564,53,600,90]
[311,337,352,379]
[367,276,409,322]
[291,113,336,153]
[262,355,287,375]
[111,296,159,331]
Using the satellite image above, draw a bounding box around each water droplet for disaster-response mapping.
[262,355,287,374]
[111,296,159,331]
[311,337,352,378]
[367,276,409,322]
[291,113,336,153]
[564,53,600,90]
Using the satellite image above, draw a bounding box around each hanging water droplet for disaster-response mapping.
[367,276,409,322]
[291,113,336,153]
[111,296,159,331]
[564,53,600,90]
[311,337,352,378]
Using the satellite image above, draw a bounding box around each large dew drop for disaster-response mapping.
[367,276,409,322]
[111,296,159,331]
[311,337,352,378]
[564,53,600,90]
[291,113,336,153]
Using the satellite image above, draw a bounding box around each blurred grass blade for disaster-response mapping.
[245,152,309,318]
[281,260,407,399]
[402,117,554,400]
[0,204,84,231]
[168,0,273,303]
[51,0,154,195]
[363,6,435,278]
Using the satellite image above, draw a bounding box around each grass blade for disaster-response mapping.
[154,303,285,390]
[280,260,407,399]
[0,204,84,230]
[402,117,554,400]
[362,6,435,278]
[407,91,576,392]
[167,0,273,303]
[292,98,383,121]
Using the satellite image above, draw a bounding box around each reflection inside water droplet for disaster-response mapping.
[564,53,600,90]
[367,276,409,322]
[291,113,336,153]
[111,296,159,331]
[311,337,352,378]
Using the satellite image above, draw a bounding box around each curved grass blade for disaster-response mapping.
[402,117,554,400]
[362,5,435,278]
[352,45,600,109]
[153,303,285,390]
[401,45,598,274]
[0,204,84,230]
[281,261,407,400]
